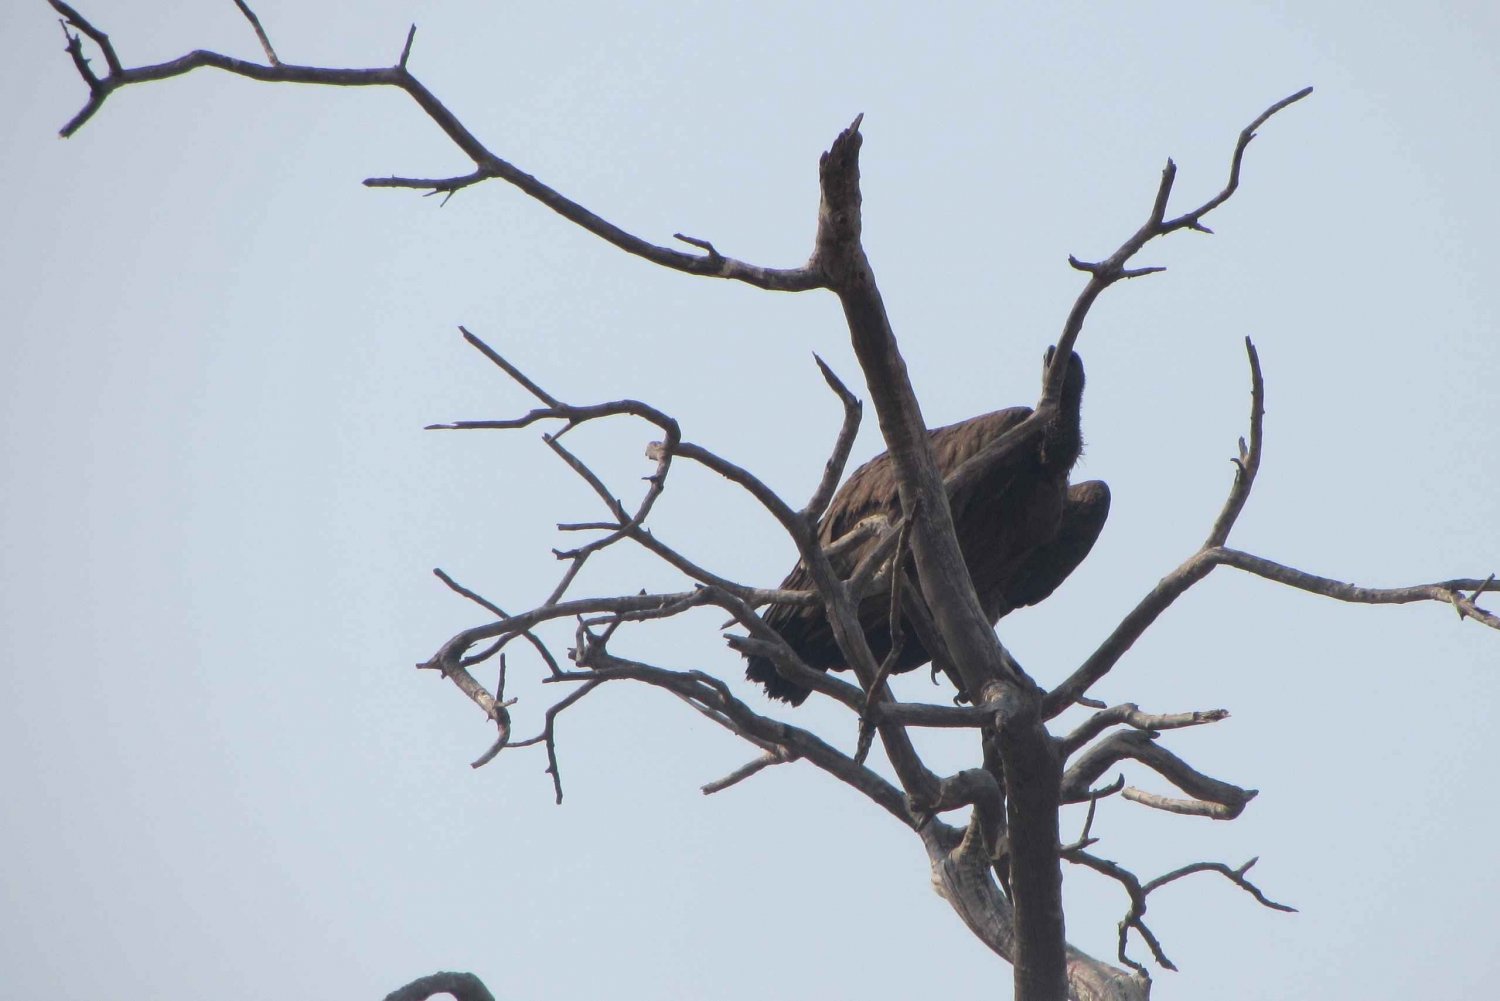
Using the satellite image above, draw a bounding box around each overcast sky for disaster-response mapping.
[3,2,1498,999]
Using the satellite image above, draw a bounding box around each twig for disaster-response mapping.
[457,327,560,407]
[803,354,863,520]
[49,1,121,76]
[398,24,416,69]
[231,0,280,65]
[1204,337,1265,547]
[555,653,915,824]
[504,680,599,801]
[702,748,795,794]
[432,568,561,676]
[1142,857,1296,913]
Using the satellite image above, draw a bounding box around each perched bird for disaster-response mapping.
[744,349,1108,705]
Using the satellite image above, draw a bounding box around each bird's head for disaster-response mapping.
[1042,346,1085,403]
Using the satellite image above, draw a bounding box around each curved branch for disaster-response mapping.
[1042,88,1312,403]
[1204,337,1265,547]
[1063,730,1257,819]
[47,2,824,290]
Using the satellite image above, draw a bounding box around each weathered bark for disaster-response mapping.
[812,120,1072,1001]
[922,822,1148,1001]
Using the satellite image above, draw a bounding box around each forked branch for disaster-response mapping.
[1045,339,1498,718]
[46,0,825,290]
[1043,89,1312,403]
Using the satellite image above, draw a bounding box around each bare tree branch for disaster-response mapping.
[1044,337,1497,718]
[1143,857,1296,913]
[230,0,279,65]
[1041,88,1312,405]
[702,748,795,795]
[803,355,864,520]
[1063,730,1257,819]
[553,654,915,823]
[1204,337,1265,547]
[1070,845,1296,981]
[46,3,824,289]
[1061,704,1231,758]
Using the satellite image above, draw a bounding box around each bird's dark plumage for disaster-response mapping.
[745,350,1108,705]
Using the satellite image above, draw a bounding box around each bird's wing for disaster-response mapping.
[996,479,1110,612]
[764,406,1034,626]
[821,406,1034,543]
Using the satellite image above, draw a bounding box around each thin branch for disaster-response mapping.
[1142,857,1296,913]
[231,0,280,65]
[658,436,941,799]
[432,568,561,676]
[1065,850,1170,975]
[555,654,914,824]
[1061,703,1230,758]
[503,680,599,802]
[398,24,416,69]
[57,17,98,90]
[702,748,795,795]
[457,327,560,407]
[1216,550,1500,628]
[1043,88,1311,404]
[1204,337,1264,547]
[1045,545,1500,721]
[663,440,806,537]
[1069,849,1293,977]
[49,1,121,77]
[47,8,825,289]
[803,355,863,520]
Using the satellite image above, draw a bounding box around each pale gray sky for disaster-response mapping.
[3,2,1498,999]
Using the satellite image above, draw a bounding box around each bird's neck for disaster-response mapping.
[1040,392,1083,472]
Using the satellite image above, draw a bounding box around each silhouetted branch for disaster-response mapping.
[556,653,914,822]
[804,355,864,519]
[230,0,279,65]
[46,4,824,289]
[1144,857,1296,913]
[702,748,795,794]
[1043,89,1311,404]
[1205,337,1264,547]
[1044,342,1498,717]
[1070,846,1294,979]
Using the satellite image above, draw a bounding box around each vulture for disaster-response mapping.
[744,349,1108,705]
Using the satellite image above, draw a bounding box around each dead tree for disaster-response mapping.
[46,4,1499,1000]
